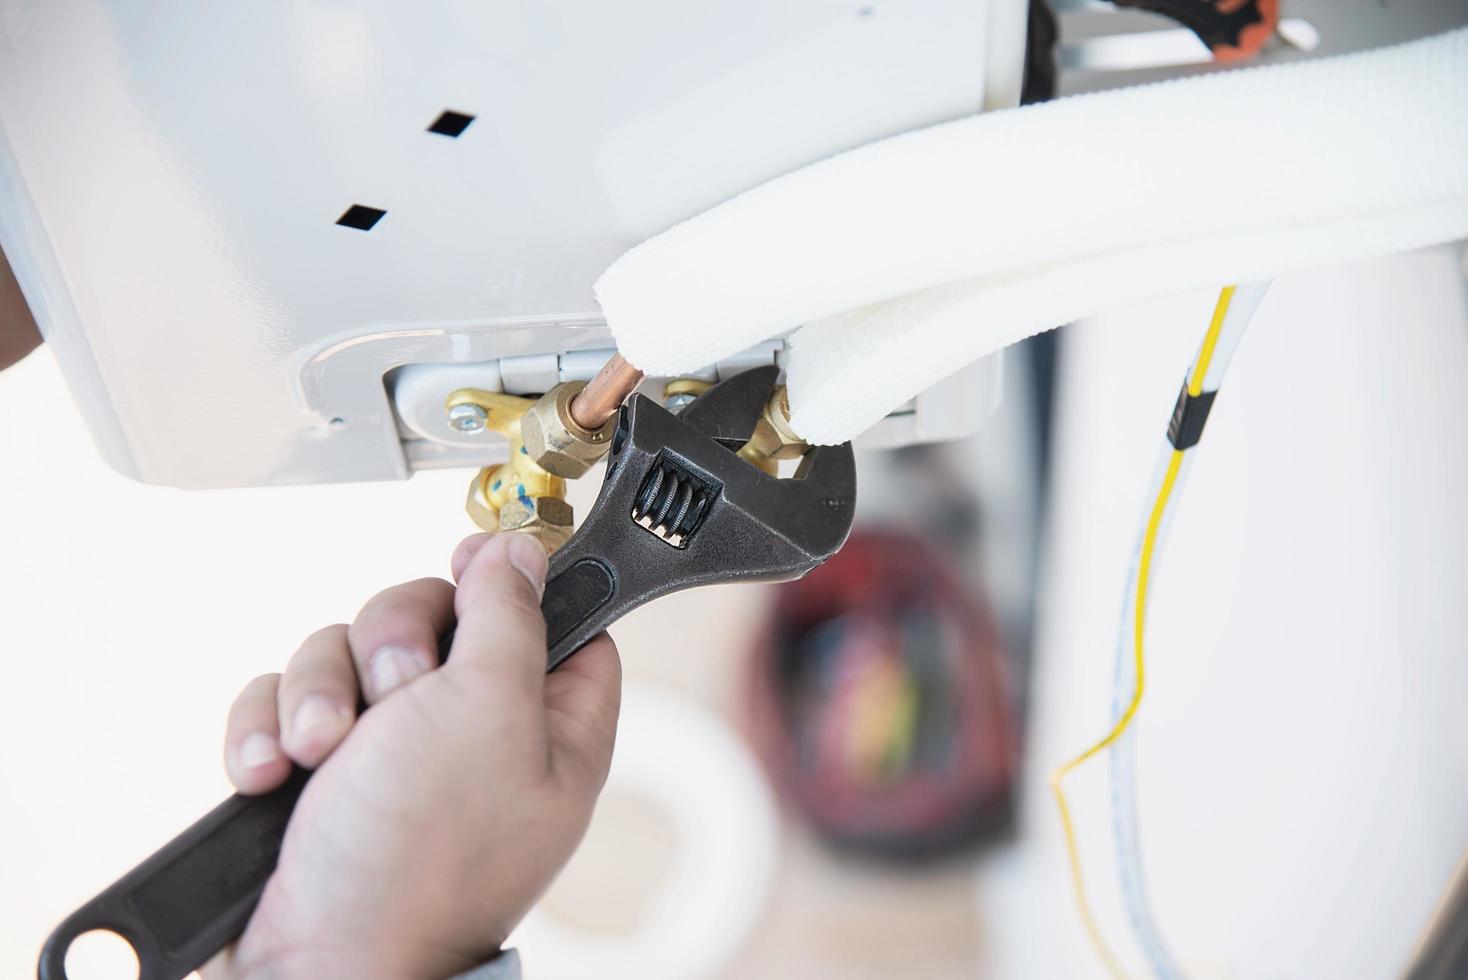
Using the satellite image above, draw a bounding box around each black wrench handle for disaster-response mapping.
[38,768,308,980]
[39,561,615,980]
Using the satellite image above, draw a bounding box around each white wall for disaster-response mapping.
[982,247,1468,979]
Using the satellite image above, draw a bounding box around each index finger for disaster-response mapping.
[451,533,495,582]
[346,577,457,703]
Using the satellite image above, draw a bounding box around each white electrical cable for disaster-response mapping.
[1107,447,1195,980]
[597,27,1468,445]
[1107,281,1270,978]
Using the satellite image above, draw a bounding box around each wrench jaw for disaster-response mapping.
[647,364,856,563]
[541,369,857,670]
[677,364,782,446]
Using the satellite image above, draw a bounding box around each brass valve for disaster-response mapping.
[446,359,641,553]
[446,388,574,554]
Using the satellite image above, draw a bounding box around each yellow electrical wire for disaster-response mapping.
[1189,285,1235,397]
[1049,285,1238,978]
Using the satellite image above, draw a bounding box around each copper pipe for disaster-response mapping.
[570,353,644,429]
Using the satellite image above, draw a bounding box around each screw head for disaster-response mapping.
[448,403,489,434]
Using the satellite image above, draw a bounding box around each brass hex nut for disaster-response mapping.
[465,468,501,532]
[499,494,575,554]
[736,386,807,475]
[521,381,616,479]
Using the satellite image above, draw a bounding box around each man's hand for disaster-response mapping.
[208,532,622,980]
[1,245,43,372]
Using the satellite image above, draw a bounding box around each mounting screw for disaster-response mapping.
[662,378,712,414]
[448,404,489,434]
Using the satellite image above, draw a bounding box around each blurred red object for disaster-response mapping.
[745,530,1018,859]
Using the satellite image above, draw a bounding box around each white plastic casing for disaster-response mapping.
[0,0,1023,488]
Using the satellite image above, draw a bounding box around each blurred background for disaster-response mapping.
[4,247,1468,979]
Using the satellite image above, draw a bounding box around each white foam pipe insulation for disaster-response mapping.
[596,27,1468,445]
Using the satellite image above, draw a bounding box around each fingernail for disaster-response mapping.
[291,695,349,740]
[238,732,281,770]
[504,532,549,596]
[369,645,430,698]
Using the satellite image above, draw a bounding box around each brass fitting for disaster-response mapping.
[448,387,573,553]
[520,381,617,479]
[736,385,807,476]
[498,495,575,553]
[464,470,503,532]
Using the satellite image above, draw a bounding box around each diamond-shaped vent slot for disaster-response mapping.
[427,110,475,138]
[335,205,387,231]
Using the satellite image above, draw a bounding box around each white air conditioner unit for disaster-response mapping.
[0,0,1028,489]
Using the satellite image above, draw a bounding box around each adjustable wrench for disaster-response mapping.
[39,365,856,980]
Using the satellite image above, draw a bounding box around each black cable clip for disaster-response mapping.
[1166,379,1217,451]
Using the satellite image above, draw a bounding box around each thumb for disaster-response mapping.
[446,531,551,728]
